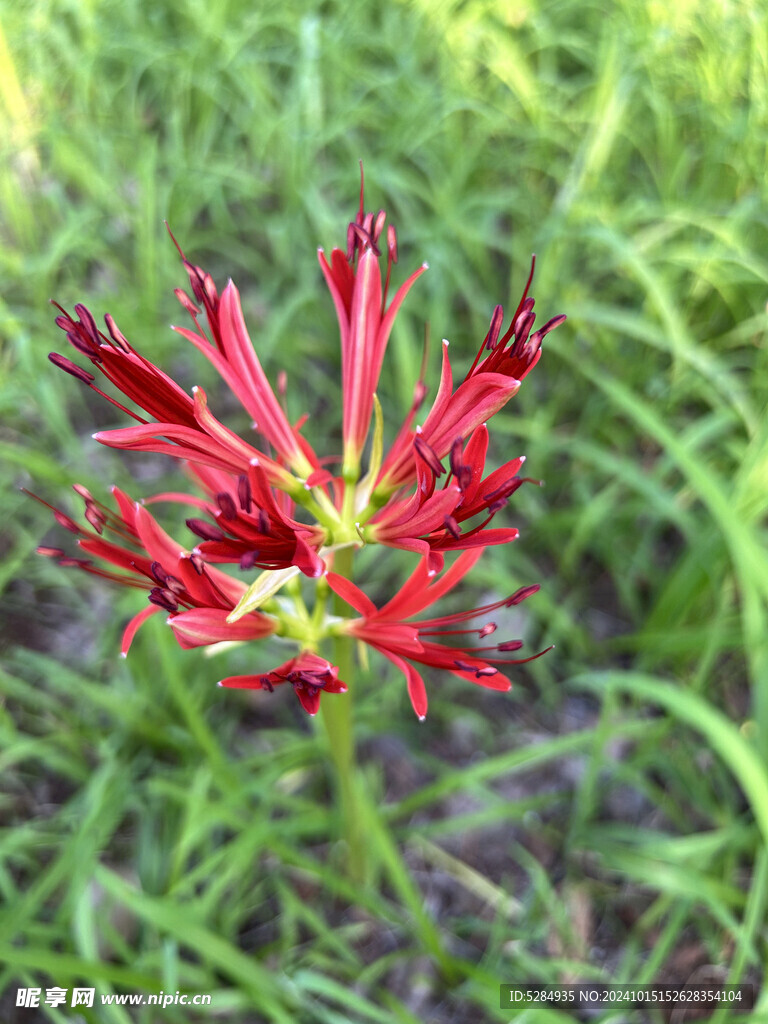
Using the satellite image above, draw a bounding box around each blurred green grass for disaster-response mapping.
[2,0,768,1020]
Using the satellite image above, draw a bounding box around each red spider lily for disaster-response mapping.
[318,171,427,476]
[218,651,347,716]
[327,549,550,719]
[38,172,561,722]
[48,263,318,491]
[32,486,351,716]
[169,246,320,478]
[146,460,326,577]
[360,423,536,573]
[374,263,566,494]
[47,240,337,577]
[32,485,276,655]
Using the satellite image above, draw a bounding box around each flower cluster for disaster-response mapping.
[37,175,564,718]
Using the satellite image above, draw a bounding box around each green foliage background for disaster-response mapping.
[2,0,768,1020]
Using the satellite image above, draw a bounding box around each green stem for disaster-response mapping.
[319,546,366,882]
[317,552,453,974]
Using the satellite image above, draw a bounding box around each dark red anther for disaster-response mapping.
[216,492,237,520]
[69,330,100,358]
[48,352,95,384]
[449,437,464,476]
[74,304,101,346]
[414,435,445,477]
[374,209,386,243]
[37,546,65,558]
[506,583,540,606]
[185,518,225,542]
[457,465,473,491]
[483,477,520,505]
[174,287,200,316]
[350,222,381,257]
[200,272,218,308]
[239,550,260,571]
[532,314,567,342]
[151,561,168,584]
[72,484,95,502]
[58,557,92,569]
[257,508,270,535]
[260,677,274,692]
[473,666,498,678]
[387,223,397,264]
[487,497,508,515]
[148,586,179,612]
[164,575,185,595]
[525,333,543,359]
[454,659,475,672]
[449,437,472,491]
[516,296,535,322]
[485,304,504,350]
[53,509,81,533]
[104,313,131,352]
[237,474,252,513]
[189,553,206,575]
[443,514,461,540]
[84,505,105,534]
[182,259,206,303]
[152,562,184,594]
[65,328,100,358]
[54,314,73,332]
[512,310,535,349]
[497,640,524,652]
[482,482,509,503]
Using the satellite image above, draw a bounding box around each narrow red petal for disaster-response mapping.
[121,604,161,656]
[169,607,275,649]
[218,674,265,690]
[424,373,519,459]
[405,663,429,719]
[218,281,310,467]
[326,572,378,617]
[295,686,322,716]
[376,649,429,719]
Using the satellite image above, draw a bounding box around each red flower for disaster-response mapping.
[33,486,353,717]
[327,549,550,719]
[32,485,276,655]
[318,171,427,476]
[47,237,338,574]
[147,459,326,577]
[38,173,561,721]
[374,259,566,494]
[359,423,535,573]
[218,651,347,716]
[49,253,319,491]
